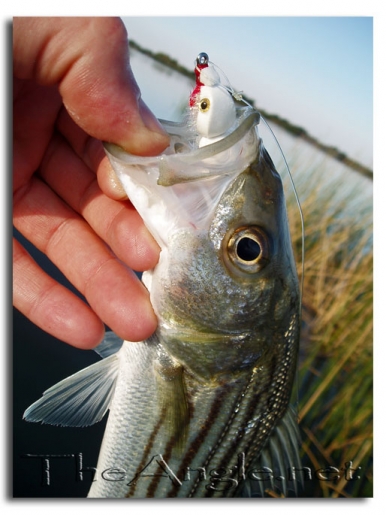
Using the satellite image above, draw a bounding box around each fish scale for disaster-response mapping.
[23,53,301,498]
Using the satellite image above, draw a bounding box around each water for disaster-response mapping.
[13,49,372,498]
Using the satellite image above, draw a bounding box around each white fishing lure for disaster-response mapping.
[190,53,236,146]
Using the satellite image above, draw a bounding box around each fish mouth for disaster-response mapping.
[103,107,262,248]
[104,108,260,186]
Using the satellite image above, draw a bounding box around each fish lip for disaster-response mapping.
[103,107,260,186]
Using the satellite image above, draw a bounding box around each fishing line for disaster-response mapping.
[260,115,305,415]
[212,65,305,305]
[199,58,305,413]
[260,115,305,309]
[211,54,305,289]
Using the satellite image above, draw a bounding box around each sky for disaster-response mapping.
[4,7,375,169]
[122,16,373,168]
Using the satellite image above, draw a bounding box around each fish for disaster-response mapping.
[23,53,301,498]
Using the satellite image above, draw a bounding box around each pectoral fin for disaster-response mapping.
[23,353,120,427]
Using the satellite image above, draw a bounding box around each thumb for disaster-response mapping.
[13,17,169,156]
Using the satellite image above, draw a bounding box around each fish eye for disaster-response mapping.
[199,98,210,113]
[226,226,270,274]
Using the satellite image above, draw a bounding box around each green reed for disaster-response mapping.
[283,151,373,498]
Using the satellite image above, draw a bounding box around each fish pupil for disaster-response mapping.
[236,237,261,262]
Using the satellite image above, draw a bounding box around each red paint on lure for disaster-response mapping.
[189,52,209,107]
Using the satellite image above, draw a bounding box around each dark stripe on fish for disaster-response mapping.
[205,329,296,498]
[165,387,229,497]
[145,428,182,497]
[204,358,278,497]
[125,406,167,497]
[168,370,257,497]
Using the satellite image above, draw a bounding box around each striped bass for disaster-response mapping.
[24,53,301,498]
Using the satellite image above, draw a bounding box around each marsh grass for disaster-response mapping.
[282,152,373,497]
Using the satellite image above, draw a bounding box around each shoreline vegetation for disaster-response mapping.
[129,40,373,180]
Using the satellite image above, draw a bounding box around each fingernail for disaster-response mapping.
[137,99,170,154]
[139,99,167,135]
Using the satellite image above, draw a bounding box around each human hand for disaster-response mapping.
[13,17,170,349]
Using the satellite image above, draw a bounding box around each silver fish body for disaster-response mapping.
[24,99,301,498]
